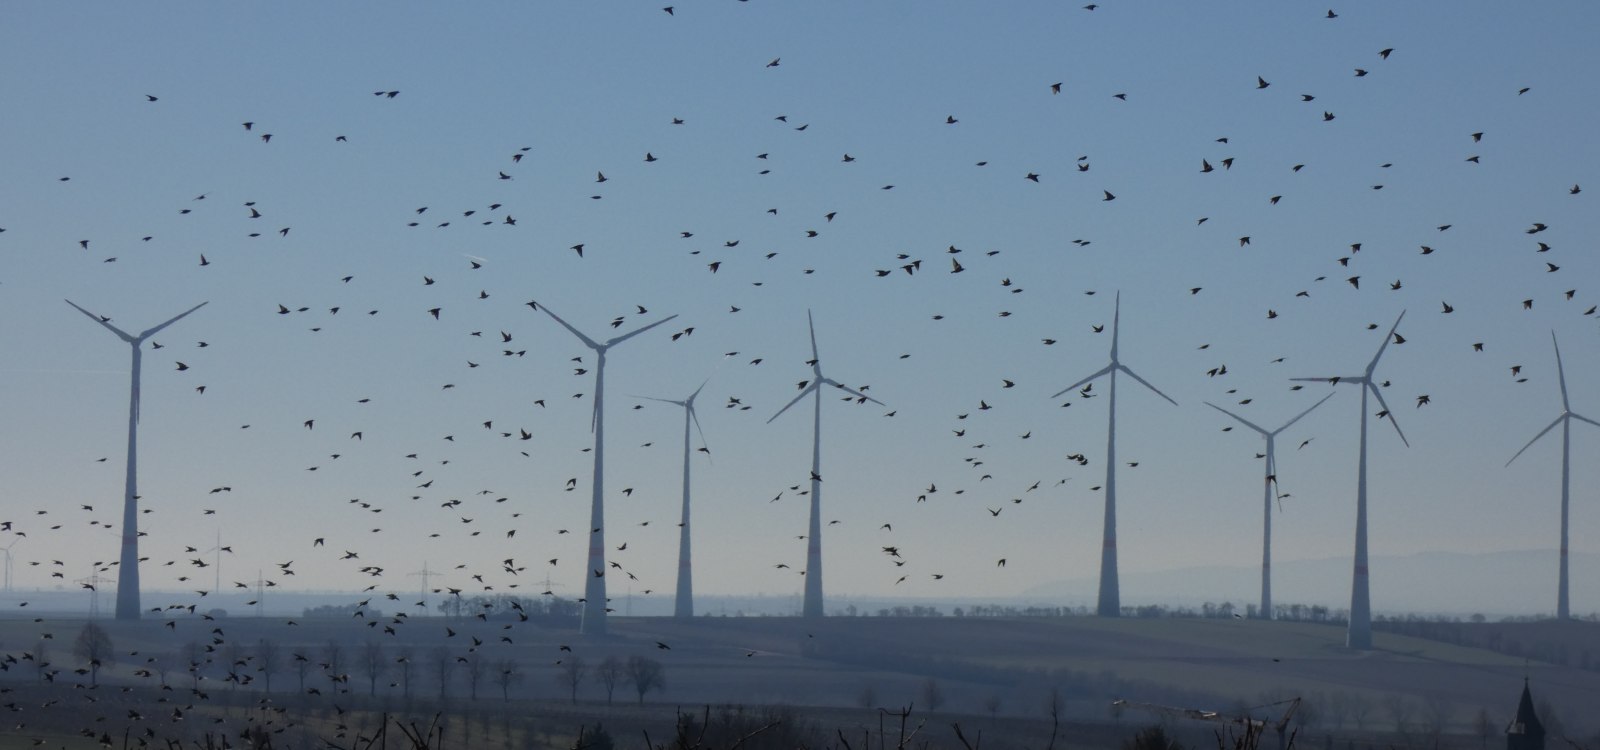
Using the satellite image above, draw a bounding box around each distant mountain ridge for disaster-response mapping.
[1020,549,1600,618]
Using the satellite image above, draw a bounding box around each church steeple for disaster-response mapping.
[1505,678,1545,750]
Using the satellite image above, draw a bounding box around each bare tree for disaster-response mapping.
[322,640,345,692]
[1383,694,1414,736]
[182,640,208,691]
[1472,707,1494,749]
[292,652,313,693]
[1296,693,1323,733]
[596,656,622,704]
[1325,691,1351,731]
[394,645,414,698]
[1535,699,1563,740]
[1422,694,1455,742]
[557,657,586,704]
[33,639,51,682]
[920,678,946,712]
[431,645,455,700]
[984,694,1002,719]
[72,623,114,686]
[255,639,280,693]
[1347,693,1374,731]
[1045,687,1063,750]
[494,658,521,702]
[464,651,487,700]
[356,640,386,697]
[220,639,248,692]
[149,652,172,687]
[624,655,664,705]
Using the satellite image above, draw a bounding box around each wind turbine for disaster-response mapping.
[1205,393,1334,620]
[769,310,884,619]
[1506,331,1599,620]
[1291,310,1408,649]
[1051,292,1176,617]
[533,301,678,635]
[636,379,711,619]
[1,539,18,592]
[66,299,207,621]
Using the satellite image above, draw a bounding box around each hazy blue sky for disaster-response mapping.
[2,1,1597,615]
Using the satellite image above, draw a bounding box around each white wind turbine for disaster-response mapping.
[1291,310,1407,649]
[769,311,884,619]
[533,301,678,635]
[1506,331,1599,620]
[636,379,711,619]
[66,299,208,621]
[1051,292,1176,617]
[1205,393,1334,620]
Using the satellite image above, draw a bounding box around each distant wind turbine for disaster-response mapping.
[1291,310,1408,649]
[1205,393,1334,620]
[769,311,884,619]
[66,299,207,621]
[1051,292,1176,617]
[636,378,711,618]
[1506,331,1599,620]
[533,301,678,635]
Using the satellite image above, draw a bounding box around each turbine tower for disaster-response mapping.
[769,311,884,619]
[66,299,207,621]
[637,380,711,619]
[534,301,678,635]
[1205,393,1334,620]
[1051,292,1176,617]
[1506,331,1599,620]
[1291,310,1408,649]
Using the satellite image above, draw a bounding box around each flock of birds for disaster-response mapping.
[0,2,1595,744]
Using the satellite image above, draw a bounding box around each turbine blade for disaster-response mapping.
[139,301,209,340]
[1274,392,1336,434]
[1289,375,1365,385]
[1568,412,1600,430]
[534,303,602,349]
[1552,331,1570,410]
[1366,382,1408,447]
[1366,310,1407,374]
[1118,364,1177,406]
[1110,291,1122,361]
[688,376,711,404]
[1506,414,1564,466]
[807,310,822,376]
[689,405,709,459]
[767,382,819,424]
[1051,363,1114,399]
[822,377,885,407]
[607,314,679,347]
[632,395,686,406]
[64,299,137,343]
[1204,401,1268,436]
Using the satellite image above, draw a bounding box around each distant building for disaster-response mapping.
[1505,679,1544,750]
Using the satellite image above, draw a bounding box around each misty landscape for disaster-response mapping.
[2,2,1599,748]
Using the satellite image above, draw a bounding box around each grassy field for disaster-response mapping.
[0,614,1594,748]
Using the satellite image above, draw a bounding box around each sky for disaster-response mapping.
[1,1,1598,617]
